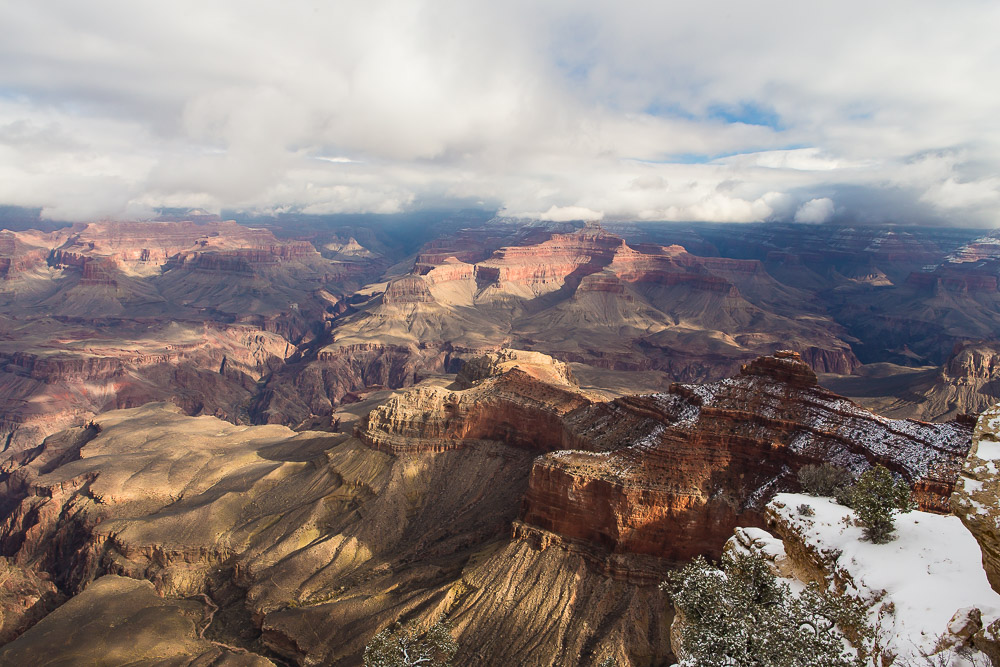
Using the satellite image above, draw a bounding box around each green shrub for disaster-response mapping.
[663,551,871,667]
[798,463,854,497]
[841,464,915,544]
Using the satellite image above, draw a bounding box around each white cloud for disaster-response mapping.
[517,205,605,222]
[795,198,836,224]
[0,1,997,225]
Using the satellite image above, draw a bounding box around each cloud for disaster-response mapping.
[513,205,605,222]
[0,1,998,225]
[795,198,836,224]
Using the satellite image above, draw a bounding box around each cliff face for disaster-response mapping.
[0,400,670,666]
[823,341,1000,422]
[519,352,971,563]
[952,403,1000,594]
[359,367,589,453]
[0,322,291,452]
[259,225,860,426]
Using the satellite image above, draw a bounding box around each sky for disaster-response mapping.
[1,1,998,226]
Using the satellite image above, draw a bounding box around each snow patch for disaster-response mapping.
[770,493,1000,662]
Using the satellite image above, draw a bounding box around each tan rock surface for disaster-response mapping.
[0,397,670,665]
[0,575,273,666]
[0,558,64,644]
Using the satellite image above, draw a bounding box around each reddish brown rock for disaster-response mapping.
[382,275,435,305]
[359,367,590,453]
[519,352,971,562]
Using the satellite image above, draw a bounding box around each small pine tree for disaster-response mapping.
[842,464,915,544]
[363,618,458,667]
[663,551,870,667]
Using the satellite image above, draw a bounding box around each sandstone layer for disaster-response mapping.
[255,225,862,430]
[519,352,971,563]
[0,320,292,452]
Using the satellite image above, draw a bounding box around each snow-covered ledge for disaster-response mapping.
[727,493,1000,664]
[953,403,1000,595]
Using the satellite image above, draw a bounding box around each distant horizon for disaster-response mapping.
[2,203,998,234]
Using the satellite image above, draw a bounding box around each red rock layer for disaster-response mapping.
[358,368,590,453]
[382,275,435,304]
[518,352,972,562]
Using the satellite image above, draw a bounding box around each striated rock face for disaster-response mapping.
[383,275,436,305]
[519,352,971,563]
[360,367,590,453]
[819,340,1000,422]
[262,225,860,426]
[0,400,671,666]
[0,321,291,452]
[952,403,1000,594]
[455,348,576,388]
[251,341,459,428]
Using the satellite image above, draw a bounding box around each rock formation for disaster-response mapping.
[823,340,1000,421]
[952,403,1000,594]
[519,351,971,562]
[352,349,586,455]
[255,226,862,430]
[0,394,671,665]
[0,321,291,452]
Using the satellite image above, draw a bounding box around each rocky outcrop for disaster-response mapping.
[360,367,589,453]
[952,402,1000,594]
[455,348,576,388]
[825,341,1000,425]
[383,275,436,304]
[519,352,971,563]
[0,400,673,666]
[252,342,461,428]
[0,558,64,644]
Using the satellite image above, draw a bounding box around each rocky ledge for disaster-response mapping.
[359,351,590,453]
[519,351,972,562]
[952,403,1000,593]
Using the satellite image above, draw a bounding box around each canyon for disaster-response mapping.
[0,214,998,664]
[0,349,976,664]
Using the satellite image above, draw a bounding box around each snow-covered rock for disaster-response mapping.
[953,403,1000,597]
[761,493,1000,664]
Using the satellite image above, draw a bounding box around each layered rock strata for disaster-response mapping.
[0,398,668,665]
[519,351,971,563]
[360,367,589,454]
